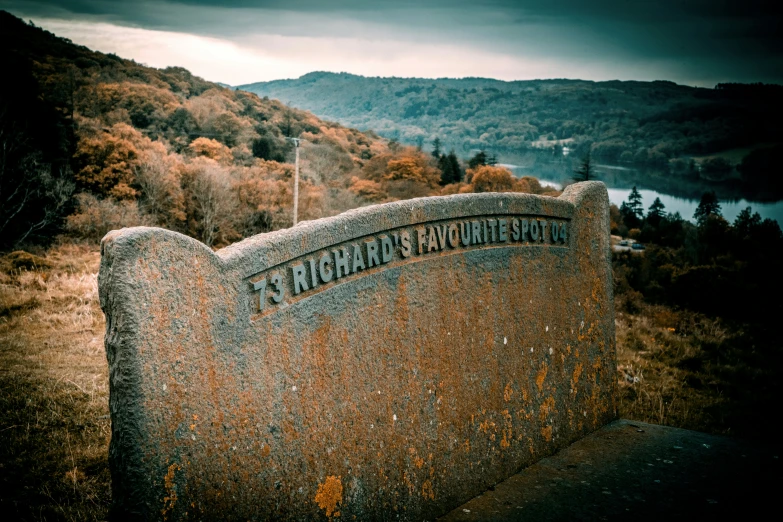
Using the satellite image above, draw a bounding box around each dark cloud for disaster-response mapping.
[1,0,781,84]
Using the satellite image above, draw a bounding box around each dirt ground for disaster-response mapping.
[1,244,779,520]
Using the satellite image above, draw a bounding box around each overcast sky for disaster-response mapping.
[2,0,781,86]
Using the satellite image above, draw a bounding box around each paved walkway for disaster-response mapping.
[441,419,779,521]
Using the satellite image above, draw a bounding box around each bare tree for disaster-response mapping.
[0,109,74,248]
[190,162,236,247]
[301,142,354,186]
[135,150,184,229]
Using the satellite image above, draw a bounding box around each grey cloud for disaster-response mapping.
[1,0,781,84]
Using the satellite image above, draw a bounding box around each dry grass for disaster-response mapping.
[615,295,782,439]
[0,243,110,521]
[1,243,779,519]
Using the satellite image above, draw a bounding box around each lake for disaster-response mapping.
[503,162,783,225]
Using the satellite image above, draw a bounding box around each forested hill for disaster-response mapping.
[0,11,395,249]
[238,72,783,164]
[3,10,565,252]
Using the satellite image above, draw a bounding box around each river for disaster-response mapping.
[502,162,783,225]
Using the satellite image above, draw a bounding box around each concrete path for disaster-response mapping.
[442,419,779,521]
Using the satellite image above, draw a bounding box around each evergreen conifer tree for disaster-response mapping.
[628,186,644,219]
[573,151,592,182]
[447,151,462,183]
[647,197,665,226]
[468,150,487,169]
[694,191,722,224]
[431,137,442,159]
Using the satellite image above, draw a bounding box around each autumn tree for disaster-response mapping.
[189,137,232,163]
[89,82,179,129]
[470,165,515,193]
[348,177,386,201]
[513,176,545,195]
[383,148,440,186]
[73,123,144,199]
[232,172,288,235]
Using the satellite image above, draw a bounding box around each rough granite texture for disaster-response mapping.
[99,182,616,521]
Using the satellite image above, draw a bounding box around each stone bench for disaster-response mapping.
[99,181,615,520]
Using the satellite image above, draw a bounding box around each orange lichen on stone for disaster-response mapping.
[500,409,513,449]
[479,419,494,434]
[500,433,510,449]
[536,364,548,393]
[260,443,271,457]
[503,382,513,402]
[539,396,555,422]
[161,462,180,520]
[572,363,583,387]
[315,475,343,518]
[541,425,553,442]
[422,480,435,500]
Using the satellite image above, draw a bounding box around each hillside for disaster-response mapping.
[238,72,783,167]
[0,11,399,250]
[1,11,562,251]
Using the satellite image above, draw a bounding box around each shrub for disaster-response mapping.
[65,193,149,243]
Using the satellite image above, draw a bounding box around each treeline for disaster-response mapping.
[238,72,783,173]
[612,188,783,320]
[0,11,559,251]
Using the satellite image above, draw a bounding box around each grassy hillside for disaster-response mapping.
[238,72,783,169]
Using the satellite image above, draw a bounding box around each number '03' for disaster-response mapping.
[253,274,284,311]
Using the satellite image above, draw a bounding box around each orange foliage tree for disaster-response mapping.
[469,165,515,193]
[348,177,386,201]
[189,137,232,163]
[73,123,145,198]
[384,151,440,186]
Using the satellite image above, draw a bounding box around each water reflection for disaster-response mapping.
[504,162,783,225]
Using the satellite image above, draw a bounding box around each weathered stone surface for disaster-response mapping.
[99,181,616,521]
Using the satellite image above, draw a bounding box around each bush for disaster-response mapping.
[65,193,150,243]
[469,165,514,192]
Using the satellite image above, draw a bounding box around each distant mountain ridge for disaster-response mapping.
[238,72,783,165]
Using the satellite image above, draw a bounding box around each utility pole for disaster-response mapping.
[287,137,301,226]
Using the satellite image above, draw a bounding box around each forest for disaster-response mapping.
[239,72,783,192]
[0,10,563,253]
[607,186,783,447]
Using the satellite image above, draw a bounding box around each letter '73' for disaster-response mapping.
[253,274,284,311]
